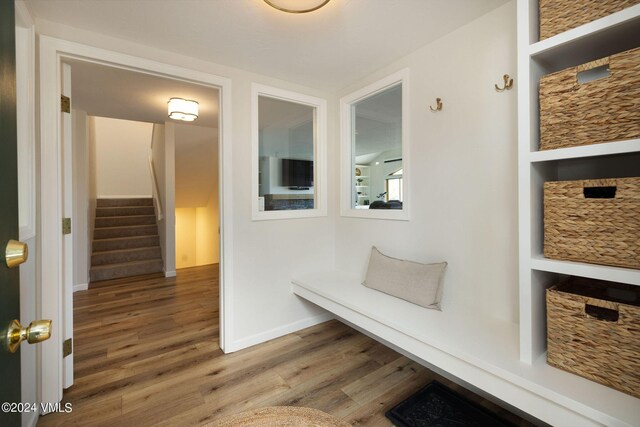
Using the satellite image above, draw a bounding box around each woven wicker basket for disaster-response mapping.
[539,0,640,40]
[539,47,640,151]
[547,278,640,398]
[544,177,640,269]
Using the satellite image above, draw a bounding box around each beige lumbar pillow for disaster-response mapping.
[363,246,447,310]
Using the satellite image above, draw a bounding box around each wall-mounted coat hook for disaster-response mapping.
[430,97,443,112]
[495,74,514,92]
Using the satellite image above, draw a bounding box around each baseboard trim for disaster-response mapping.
[164,270,177,278]
[73,283,88,292]
[226,312,333,353]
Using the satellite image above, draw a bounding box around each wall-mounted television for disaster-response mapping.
[281,158,313,188]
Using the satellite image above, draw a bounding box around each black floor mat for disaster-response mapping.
[385,381,515,427]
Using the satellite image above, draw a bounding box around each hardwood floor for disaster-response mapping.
[38,265,534,426]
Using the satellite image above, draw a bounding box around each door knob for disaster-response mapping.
[5,319,52,353]
[5,239,28,268]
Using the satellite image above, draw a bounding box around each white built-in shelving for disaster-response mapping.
[528,4,640,67]
[517,1,640,425]
[528,138,640,162]
[530,255,640,286]
[354,165,370,207]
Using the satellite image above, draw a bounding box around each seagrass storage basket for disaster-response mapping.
[547,277,640,398]
[539,47,640,151]
[544,177,640,269]
[539,0,640,40]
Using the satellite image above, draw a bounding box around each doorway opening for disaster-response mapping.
[38,36,232,406]
[64,58,222,386]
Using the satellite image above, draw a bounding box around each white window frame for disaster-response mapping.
[340,69,410,220]
[251,83,328,220]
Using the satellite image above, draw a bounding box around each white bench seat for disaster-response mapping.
[292,270,640,427]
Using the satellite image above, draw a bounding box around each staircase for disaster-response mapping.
[90,198,164,282]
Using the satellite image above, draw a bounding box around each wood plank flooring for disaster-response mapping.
[38,265,535,426]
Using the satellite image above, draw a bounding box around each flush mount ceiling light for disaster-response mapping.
[264,0,330,14]
[167,97,199,122]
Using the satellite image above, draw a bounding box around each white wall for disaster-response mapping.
[33,1,516,354]
[32,15,336,351]
[163,123,176,276]
[72,109,89,288]
[174,124,219,268]
[175,197,220,269]
[174,124,218,208]
[175,207,197,268]
[195,197,219,265]
[150,123,177,276]
[88,116,97,264]
[334,1,518,323]
[93,116,153,198]
[150,124,164,207]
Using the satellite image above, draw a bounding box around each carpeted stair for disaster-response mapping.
[90,198,164,282]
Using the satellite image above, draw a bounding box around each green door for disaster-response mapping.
[0,0,22,425]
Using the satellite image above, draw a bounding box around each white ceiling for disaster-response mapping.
[26,0,508,91]
[68,59,220,127]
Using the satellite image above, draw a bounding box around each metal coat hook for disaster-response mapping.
[495,74,514,92]
[429,97,443,112]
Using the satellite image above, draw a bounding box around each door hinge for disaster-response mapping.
[62,218,72,235]
[63,338,72,358]
[61,95,71,113]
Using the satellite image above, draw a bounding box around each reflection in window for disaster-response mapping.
[340,69,408,218]
[258,96,315,211]
[352,84,403,209]
[386,168,403,202]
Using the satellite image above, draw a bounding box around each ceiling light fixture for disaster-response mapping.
[264,0,330,14]
[167,98,199,122]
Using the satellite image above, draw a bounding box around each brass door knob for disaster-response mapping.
[5,319,52,353]
[5,239,29,268]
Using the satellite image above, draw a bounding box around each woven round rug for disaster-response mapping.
[208,406,350,427]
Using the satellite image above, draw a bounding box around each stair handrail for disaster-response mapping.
[148,156,164,221]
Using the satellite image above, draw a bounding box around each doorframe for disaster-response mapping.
[38,35,234,405]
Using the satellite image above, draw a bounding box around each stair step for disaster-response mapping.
[97,198,153,207]
[90,259,164,283]
[91,246,162,266]
[92,235,160,252]
[94,225,158,239]
[95,215,156,228]
[96,206,155,217]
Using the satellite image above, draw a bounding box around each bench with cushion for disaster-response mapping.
[291,269,640,427]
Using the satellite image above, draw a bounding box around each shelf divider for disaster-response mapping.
[530,255,640,286]
[529,5,640,68]
[529,139,640,162]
